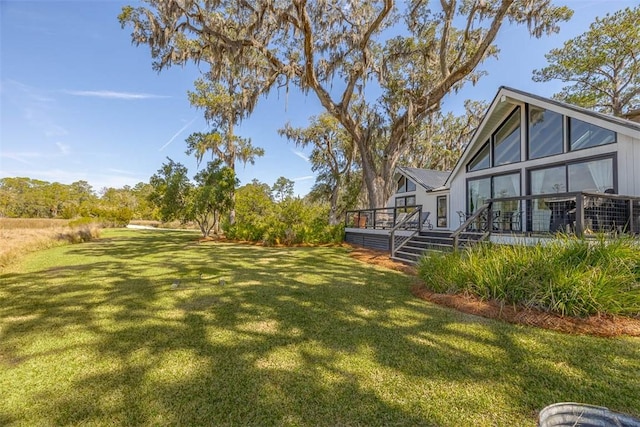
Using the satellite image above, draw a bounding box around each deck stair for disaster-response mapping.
[391,230,484,264]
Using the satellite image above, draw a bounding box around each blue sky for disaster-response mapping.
[0,0,636,196]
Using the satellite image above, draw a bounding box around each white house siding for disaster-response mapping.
[394,88,640,234]
[384,176,451,229]
[449,175,467,229]
[617,134,640,196]
[425,189,449,229]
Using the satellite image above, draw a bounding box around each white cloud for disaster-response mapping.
[106,168,137,175]
[63,90,170,100]
[292,175,314,182]
[159,116,199,151]
[4,81,69,138]
[292,149,310,162]
[0,152,39,166]
[56,142,70,155]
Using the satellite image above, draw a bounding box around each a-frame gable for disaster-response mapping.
[445,86,640,187]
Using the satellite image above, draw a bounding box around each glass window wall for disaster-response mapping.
[528,157,614,232]
[530,165,566,195]
[569,118,616,151]
[529,106,563,159]
[468,142,490,172]
[493,108,521,166]
[467,177,491,213]
[493,173,521,230]
[529,166,566,233]
[568,158,613,193]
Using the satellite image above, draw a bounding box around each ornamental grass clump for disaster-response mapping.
[417,236,640,318]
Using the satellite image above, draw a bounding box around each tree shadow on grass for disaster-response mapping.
[1,229,639,426]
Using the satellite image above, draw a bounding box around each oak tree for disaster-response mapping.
[402,99,487,170]
[148,158,238,236]
[121,0,571,207]
[279,114,358,224]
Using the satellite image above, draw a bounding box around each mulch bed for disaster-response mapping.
[347,245,640,337]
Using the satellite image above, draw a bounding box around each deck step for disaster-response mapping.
[392,230,485,263]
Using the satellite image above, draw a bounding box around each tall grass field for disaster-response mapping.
[1,229,639,426]
[0,218,100,270]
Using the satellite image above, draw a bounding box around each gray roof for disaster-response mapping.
[397,166,450,191]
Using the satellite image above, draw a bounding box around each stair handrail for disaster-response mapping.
[450,203,492,251]
[390,206,422,258]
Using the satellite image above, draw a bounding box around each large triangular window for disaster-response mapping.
[467,142,490,172]
[493,107,521,166]
[396,176,416,193]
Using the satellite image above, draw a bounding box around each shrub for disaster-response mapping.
[68,217,98,227]
[57,225,101,244]
[417,236,640,318]
[225,185,343,246]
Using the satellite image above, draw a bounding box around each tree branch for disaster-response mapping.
[341,0,394,110]
[421,0,514,116]
[439,0,455,78]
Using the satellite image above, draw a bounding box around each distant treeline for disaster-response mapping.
[0,176,344,245]
[0,177,157,223]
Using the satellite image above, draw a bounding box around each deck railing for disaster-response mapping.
[457,192,640,237]
[346,192,640,237]
[390,207,422,256]
[345,205,426,231]
[451,203,491,251]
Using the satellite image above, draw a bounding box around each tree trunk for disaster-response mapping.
[213,210,220,235]
[328,183,340,225]
[228,150,236,226]
[359,141,402,209]
[229,193,236,225]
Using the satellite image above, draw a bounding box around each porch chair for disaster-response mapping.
[421,212,433,230]
[456,211,469,226]
[394,212,408,226]
[509,210,523,232]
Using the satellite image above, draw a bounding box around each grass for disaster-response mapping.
[0,218,100,270]
[129,219,200,230]
[1,229,639,426]
[418,236,640,317]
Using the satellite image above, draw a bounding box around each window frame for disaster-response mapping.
[395,195,416,212]
[568,117,616,152]
[436,195,447,228]
[492,106,522,167]
[396,175,416,193]
[527,104,564,160]
[467,141,491,172]
[466,170,521,213]
[526,153,617,195]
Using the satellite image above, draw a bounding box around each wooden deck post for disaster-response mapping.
[575,195,584,237]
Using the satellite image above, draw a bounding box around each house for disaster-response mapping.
[345,86,640,262]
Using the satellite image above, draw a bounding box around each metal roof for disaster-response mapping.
[397,166,450,191]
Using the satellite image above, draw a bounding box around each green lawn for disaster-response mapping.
[1,229,638,426]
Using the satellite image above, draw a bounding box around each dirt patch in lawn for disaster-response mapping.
[347,245,640,337]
